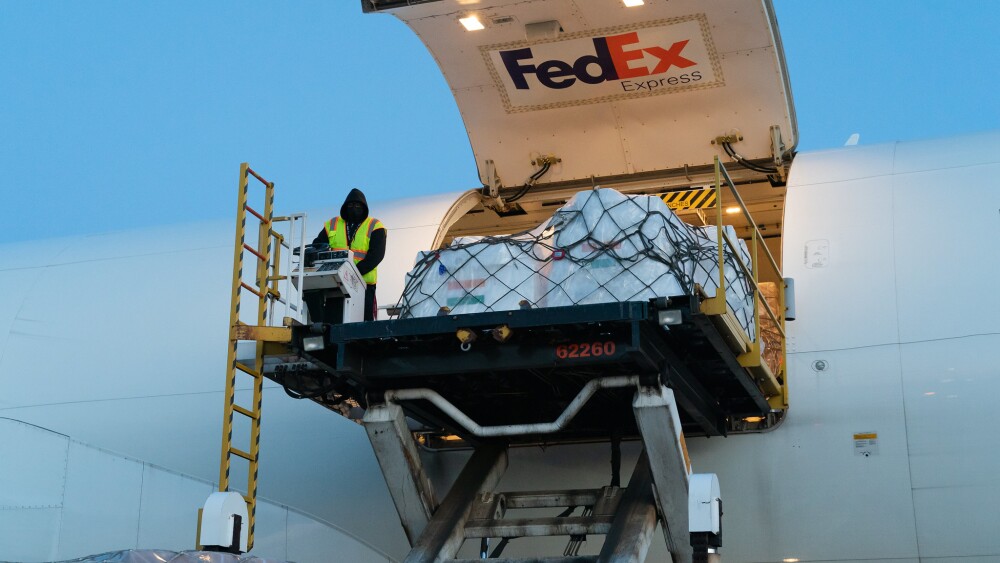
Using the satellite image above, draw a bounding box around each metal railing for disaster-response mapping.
[701,157,787,410]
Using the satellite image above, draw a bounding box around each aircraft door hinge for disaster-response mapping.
[482,159,507,211]
[484,159,501,198]
[770,125,788,182]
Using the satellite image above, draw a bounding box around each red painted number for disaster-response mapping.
[555,341,617,359]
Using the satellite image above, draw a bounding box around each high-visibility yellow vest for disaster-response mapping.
[325,216,383,285]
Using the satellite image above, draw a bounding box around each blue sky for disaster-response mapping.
[2,1,998,244]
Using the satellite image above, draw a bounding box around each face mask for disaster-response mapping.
[344,205,365,223]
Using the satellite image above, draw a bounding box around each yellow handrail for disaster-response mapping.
[702,156,788,410]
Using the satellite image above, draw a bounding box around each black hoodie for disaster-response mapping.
[312,189,386,278]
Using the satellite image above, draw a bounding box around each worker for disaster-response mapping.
[311,188,386,321]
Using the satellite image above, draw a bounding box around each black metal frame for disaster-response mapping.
[277,297,770,443]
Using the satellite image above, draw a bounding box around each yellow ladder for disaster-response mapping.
[217,162,297,551]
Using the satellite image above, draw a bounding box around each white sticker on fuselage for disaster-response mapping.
[854,432,879,457]
[804,239,829,268]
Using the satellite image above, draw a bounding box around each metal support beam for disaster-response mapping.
[500,489,606,509]
[598,451,658,563]
[230,324,291,342]
[404,444,508,563]
[363,403,439,545]
[465,515,614,538]
[632,386,693,563]
[637,321,726,435]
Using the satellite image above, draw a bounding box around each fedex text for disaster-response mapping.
[499,31,700,92]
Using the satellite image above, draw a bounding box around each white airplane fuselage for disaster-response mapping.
[2,0,999,560]
[2,131,998,562]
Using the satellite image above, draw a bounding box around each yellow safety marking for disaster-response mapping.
[231,325,292,343]
[854,432,878,440]
[232,404,259,420]
[230,446,254,461]
[234,362,262,378]
[660,188,717,210]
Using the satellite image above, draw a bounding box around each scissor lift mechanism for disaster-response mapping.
[361,384,696,562]
[272,295,770,561]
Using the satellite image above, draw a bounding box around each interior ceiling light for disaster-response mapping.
[623,0,645,6]
[460,15,485,31]
[725,206,741,214]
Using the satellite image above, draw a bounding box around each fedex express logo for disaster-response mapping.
[484,17,722,113]
[500,32,698,91]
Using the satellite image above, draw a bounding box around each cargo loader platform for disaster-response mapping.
[271,296,778,442]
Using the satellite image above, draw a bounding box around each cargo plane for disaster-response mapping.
[1,1,998,562]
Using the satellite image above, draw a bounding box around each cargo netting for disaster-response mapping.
[399,188,757,339]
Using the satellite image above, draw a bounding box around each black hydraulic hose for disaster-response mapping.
[506,164,547,202]
[282,383,336,400]
[723,142,776,173]
[721,142,757,170]
[506,161,551,203]
[277,373,343,400]
[505,184,531,203]
[722,142,779,173]
[723,142,774,173]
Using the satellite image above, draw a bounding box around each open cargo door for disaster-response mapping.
[363,0,796,189]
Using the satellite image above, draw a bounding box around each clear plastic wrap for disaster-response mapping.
[56,550,285,563]
[399,188,756,337]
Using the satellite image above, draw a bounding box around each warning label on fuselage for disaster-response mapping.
[854,432,879,457]
[661,188,717,210]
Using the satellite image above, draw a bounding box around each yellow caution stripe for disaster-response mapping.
[661,188,717,210]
